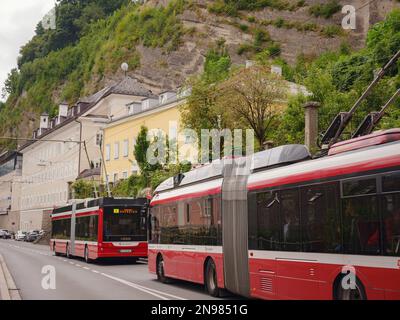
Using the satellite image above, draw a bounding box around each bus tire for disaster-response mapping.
[156,255,169,283]
[53,242,59,256]
[84,246,91,264]
[66,243,71,259]
[205,259,220,297]
[334,275,367,300]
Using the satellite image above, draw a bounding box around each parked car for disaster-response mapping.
[15,230,27,241]
[0,229,11,239]
[25,230,40,242]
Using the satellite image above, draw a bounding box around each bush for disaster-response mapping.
[321,25,344,38]
[309,0,341,19]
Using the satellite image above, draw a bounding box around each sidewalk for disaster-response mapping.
[0,253,21,300]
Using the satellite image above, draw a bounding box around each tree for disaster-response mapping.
[181,48,234,140]
[71,179,96,199]
[217,65,288,148]
[134,126,150,173]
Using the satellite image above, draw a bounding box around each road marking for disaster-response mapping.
[99,272,170,300]
[91,270,99,274]
[83,267,90,270]
[75,264,81,267]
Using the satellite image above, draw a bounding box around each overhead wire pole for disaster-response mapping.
[98,135,112,197]
[83,140,99,198]
[320,49,400,149]
[352,88,400,138]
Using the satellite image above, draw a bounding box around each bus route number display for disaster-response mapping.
[113,208,138,214]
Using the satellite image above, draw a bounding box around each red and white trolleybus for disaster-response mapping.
[51,197,148,262]
[148,129,400,300]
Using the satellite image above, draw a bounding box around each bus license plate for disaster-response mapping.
[120,249,132,253]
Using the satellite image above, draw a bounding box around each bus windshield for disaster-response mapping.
[103,207,146,242]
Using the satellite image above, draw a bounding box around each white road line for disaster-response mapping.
[99,272,170,300]
[83,267,90,270]
[75,264,81,267]
[92,270,99,274]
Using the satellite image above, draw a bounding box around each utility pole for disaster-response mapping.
[98,135,111,197]
[83,141,99,198]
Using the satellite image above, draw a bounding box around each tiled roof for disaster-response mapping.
[110,76,156,97]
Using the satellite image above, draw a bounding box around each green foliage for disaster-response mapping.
[112,174,146,198]
[321,25,344,38]
[203,48,232,83]
[134,126,151,173]
[208,0,292,16]
[18,0,131,67]
[309,0,341,19]
[71,179,98,199]
[181,48,234,148]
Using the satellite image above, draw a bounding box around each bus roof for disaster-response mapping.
[52,197,148,215]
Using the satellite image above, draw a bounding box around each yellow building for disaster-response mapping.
[102,90,189,184]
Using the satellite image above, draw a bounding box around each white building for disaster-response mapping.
[0,151,22,233]
[18,77,155,231]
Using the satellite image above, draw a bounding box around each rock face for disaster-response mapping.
[125,0,400,91]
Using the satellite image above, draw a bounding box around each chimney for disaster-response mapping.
[59,102,68,118]
[303,101,321,152]
[40,113,49,129]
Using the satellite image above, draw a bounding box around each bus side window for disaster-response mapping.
[382,172,400,256]
[280,189,301,252]
[341,176,380,255]
[256,191,281,251]
[301,183,341,253]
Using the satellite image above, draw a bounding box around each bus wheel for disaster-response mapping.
[156,255,169,283]
[53,243,59,256]
[66,244,71,259]
[334,276,367,300]
[84,246,91,264]
[205,259,220,297]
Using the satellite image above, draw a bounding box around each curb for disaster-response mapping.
[0,253,21,300]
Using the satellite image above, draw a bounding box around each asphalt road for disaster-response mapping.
[0,239,229,300]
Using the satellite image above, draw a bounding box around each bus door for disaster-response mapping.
[221,158,250,297]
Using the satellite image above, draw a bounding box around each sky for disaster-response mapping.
[0,0,55,101]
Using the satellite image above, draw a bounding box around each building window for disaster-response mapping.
[114,142,119,159]
[122,171,128,179]
[113,173,118,182]
[105,144,110,161]
[123,139,129,157]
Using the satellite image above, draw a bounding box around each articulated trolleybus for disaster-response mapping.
[149,129,400,300]
[51,197,148,262]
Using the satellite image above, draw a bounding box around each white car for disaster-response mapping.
[15,230,27,241]
[0,229,11,239]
